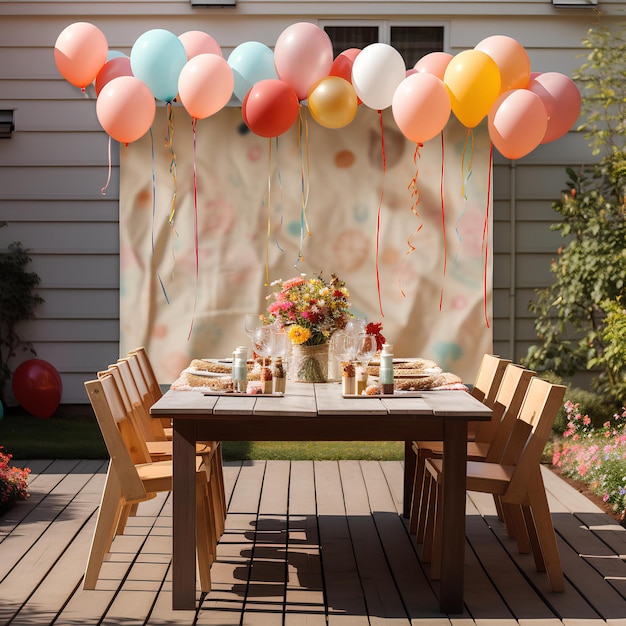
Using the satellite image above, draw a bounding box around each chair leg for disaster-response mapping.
[501,502,531,553]
[420,474,438,563]
[522,502,546,572]
[415,466,432,545]
[116,503,133,535]
[196,482,214,593]
[428,478,444,580]
[84,469,124,589]
[409,447,432,535]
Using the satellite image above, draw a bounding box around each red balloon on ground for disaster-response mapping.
[12,359,63,419]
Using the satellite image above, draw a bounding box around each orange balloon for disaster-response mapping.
[444,49,501,128]
[54,22,108,88]
[475,35,531,92]
[308,76,358,129]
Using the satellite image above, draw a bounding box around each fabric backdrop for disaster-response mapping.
[119,105,492,384]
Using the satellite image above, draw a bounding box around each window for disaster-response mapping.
[323,23,445,68]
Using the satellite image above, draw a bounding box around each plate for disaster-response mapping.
[342,392,423,398]
[186,368,231,378]
[203,391,284,397]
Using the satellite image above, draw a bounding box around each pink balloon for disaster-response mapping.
[95,56,132,96]
[488,89,548,159]
[475,35,531,92]
[96,75,156,144]
[414,52,453,80]
[527,72,581,144]
[392,72,451,144]
[178,54,234,119]
[242,79,300,137]
[54,21,108,88]
[274,22,334,101]
[179,30,223,59]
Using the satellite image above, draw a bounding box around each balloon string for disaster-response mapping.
[454,127,474,264]
[439,130,447,311]
[265,138,272,286]
[150,127,169,304]
[375,110,386,318]
[165,102,178,227]
[482,142,493,329]
[188,118,199,341]
[398,143,424,298]
[100,135,112,195]
[274,136,285,254]
[296,108,311,268]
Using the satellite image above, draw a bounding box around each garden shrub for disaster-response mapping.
[0,446,30,515]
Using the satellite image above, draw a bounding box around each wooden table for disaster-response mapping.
[150,382,492,613]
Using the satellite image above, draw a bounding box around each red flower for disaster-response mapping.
[366,322,386,352]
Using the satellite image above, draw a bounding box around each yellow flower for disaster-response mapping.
[288,325,312,345]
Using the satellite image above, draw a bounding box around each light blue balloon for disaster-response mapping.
[227,41,277,102]
[107,50,128,61]
[130,29,187,102]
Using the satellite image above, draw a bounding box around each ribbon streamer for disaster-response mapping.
[482,142,493,329]
[274,137,285,254]
[150,127,170,304]
[375,110,387,317]
[454,128,475,264]
[165,103,178,228]
[439,130,447,311]
[100,135,112,196]
[187,118,200,340]
[265,138,273,286]
[295,108,311,268]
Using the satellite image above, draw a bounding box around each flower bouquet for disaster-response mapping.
[265,273,351,382]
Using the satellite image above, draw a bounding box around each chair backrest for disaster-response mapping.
[85,376,148,502]
[503,377,566,503]
[471,354,512,405]
[128,347,162,403]
[478,363,535,448]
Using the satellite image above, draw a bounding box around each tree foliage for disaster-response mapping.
[523,19,626,404]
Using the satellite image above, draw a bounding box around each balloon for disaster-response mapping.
[444,49,501,128]
[228,41,277,102]
[107,50,127,61]
[95,56,133,96]
[392,72,451,144]
[488,89,548,159]
[330,48,362,104]
[475,35,531,92]
[179,30,222,59]
[178,54,234,119]
[527,72,581,144]
[96,75,156,143]
[242,79,300,138]
[54,22,108,88]
[274,22,334,101]
[308,76,358,129]
[12,359,62,419]
[414,52,453,80]
[351,43,406,110]
[130,29,187,102]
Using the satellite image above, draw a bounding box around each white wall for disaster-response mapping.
[1,0,623,402]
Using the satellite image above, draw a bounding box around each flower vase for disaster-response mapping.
[290,343,329,383]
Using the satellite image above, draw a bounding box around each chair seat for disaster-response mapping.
[427,457,515,495]
[136,456,206,485]
[412,440,490,461]
[146,440,216,461]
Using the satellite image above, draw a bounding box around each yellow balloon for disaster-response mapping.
[308,76,358,129]
[444,49,501,128]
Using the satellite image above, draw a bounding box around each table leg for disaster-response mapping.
[172,419,197,610]
[403,440,415,518]
[439,419,468,614]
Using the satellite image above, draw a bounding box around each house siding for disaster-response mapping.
[1,0,622,402]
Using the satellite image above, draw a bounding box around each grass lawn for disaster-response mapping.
[0,404,404,461]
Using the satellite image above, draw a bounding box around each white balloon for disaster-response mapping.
[351,43,406,110]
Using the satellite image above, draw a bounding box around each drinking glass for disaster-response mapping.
[355,333,376,367]
[243,313,264,340]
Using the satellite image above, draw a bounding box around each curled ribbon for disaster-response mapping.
[100,135,112,196]
[149,127,169,304]
[439,131,447,311]
[188,118,200,340]
[295,108,311,268]
[482,142,493,329]
[375,110,387,318]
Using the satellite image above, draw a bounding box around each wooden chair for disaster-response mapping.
[99,361,227,538]
[419,377,566,591]
[470,354,512,405]
[409,363,535,535]
[83,375,217,592]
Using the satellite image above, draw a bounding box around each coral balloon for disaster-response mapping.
[351,43,406,110]
[12,359,62,419]
[96,75,156,143]
[444,49,501,128]
[179,30,222,59]
[475,35,531,92]
[130,29,187,102]
[330,48,361,82]
[95,56,132,96]
[178,54,234,119]
[308,76,358,129]
[488,89,548,159]
[228,41,277,102]
[414,52,453,80]
[54,22,108,88]
[527,72,581,144]
[242,79,300,138]
[392,72,451,144]
[274,22,334,101]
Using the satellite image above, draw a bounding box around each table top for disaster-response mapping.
[150,382,492,420]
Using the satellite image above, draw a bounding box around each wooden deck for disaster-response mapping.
[1,459,626,626]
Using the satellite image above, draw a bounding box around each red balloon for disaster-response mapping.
[12,359,63,419]
[242,79,300,138]
[95,56,132,97]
